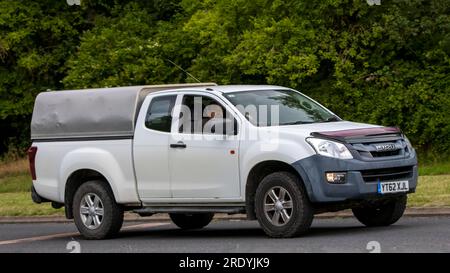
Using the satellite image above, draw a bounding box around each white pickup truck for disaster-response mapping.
[29,83,418,239]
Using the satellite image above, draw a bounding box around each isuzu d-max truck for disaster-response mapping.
[29,83,418,239]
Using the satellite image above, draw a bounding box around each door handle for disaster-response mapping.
[170,141,187,149]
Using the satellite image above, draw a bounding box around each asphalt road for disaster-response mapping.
[0,216,449,253]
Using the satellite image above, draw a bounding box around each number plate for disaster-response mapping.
[377,180,409,194]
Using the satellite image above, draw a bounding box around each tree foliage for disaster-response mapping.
[1,0,449,157]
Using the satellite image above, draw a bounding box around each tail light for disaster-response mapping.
[27,146,38,180]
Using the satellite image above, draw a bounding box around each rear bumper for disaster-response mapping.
[292,154,418,203]
[31,185,50,204]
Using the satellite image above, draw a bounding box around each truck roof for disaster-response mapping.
[163,84,289,93]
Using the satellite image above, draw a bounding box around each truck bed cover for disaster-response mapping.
[31,83,216,141]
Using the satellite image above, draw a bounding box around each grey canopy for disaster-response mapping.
[31,83,216,141]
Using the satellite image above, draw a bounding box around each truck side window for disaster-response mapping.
[179,95,230,134]
[145,95,176,132]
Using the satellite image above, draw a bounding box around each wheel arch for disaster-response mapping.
[64,169,114,219]
[245,160,310,220]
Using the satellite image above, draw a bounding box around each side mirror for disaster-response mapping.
[207,118,238,136]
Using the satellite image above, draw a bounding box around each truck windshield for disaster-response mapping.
[223,89,339,126]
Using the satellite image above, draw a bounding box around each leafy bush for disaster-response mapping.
[1,0,449,157]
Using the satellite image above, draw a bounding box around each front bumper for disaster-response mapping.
[292,154,418,203]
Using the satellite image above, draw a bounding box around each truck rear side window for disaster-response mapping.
[145,95,176,132]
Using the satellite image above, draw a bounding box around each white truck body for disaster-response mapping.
[29,84,418,238]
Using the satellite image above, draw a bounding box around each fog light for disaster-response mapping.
[325,172,346,184]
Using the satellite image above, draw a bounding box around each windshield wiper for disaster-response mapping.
[324,116,340,122]
[279,121,315,125]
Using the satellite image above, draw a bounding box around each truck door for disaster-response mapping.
[168,93,241,199]
[133,94,178,198]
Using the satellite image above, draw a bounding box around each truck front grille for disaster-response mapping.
[350,139,408,160]
[360,166,414,183]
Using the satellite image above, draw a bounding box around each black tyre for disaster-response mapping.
[255,172,313,238]
[73,181,124,239]
[169,213,214,229]
[352,195,407,227]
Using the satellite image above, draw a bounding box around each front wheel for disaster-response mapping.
[352,195,407,227]
[73,181,124,239]
[255,172,314,238]
[169,213,214,229]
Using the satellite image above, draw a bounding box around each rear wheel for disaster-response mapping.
[169,213,214,229]
[352,195,407,227]
[255,172,313,238]
[73,181,124,239]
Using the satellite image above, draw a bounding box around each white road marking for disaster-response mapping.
[123,222,168,230]
[0,222,168,246]
[0,232,79,246]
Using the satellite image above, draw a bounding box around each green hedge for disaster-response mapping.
[1,0,449,157]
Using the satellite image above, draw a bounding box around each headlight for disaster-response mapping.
[404,136,414,152]
[306,137,353,159]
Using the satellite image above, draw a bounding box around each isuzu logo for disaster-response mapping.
[374,143,397,152]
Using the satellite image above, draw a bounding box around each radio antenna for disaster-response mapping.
[166,59,201,83]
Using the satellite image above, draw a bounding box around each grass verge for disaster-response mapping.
[419,161,450,176]
[0,192,63,216]
[0,158,28,178]
[0,173,33,193]
[0,170,64,216]
[408,175,450,207]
